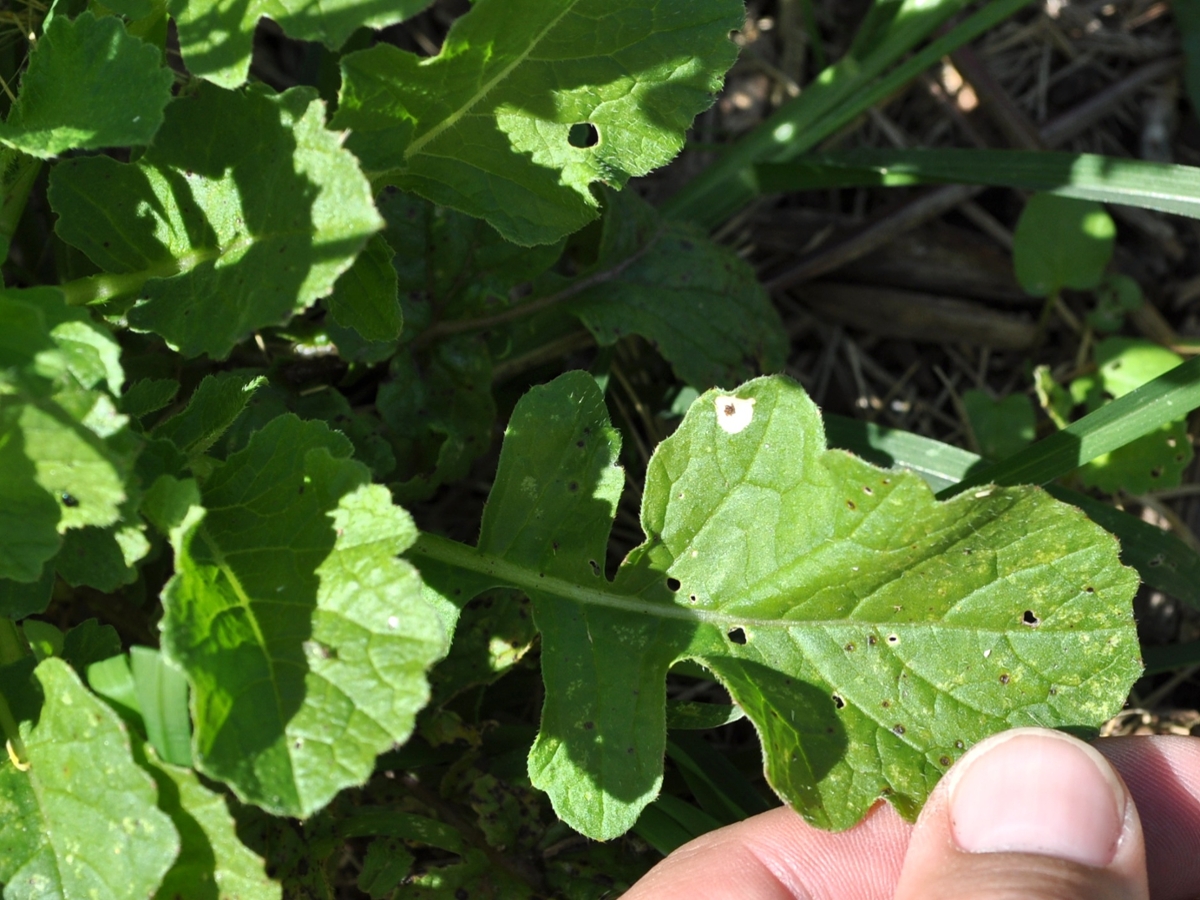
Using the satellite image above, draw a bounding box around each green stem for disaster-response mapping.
[662,0,1032,227]
[57,258,183,307]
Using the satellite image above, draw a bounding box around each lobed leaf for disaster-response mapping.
[158,415,445,817]
[50,84,382,359]
[0,13,173,158]
[413,372,1141,838]
[334,0,742,245]
[0,658,180,899]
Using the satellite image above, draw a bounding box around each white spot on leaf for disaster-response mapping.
[715,396,756,434]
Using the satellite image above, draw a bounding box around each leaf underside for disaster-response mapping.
[415,372,1142,839]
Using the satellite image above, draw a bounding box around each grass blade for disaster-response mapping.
[937,356,1200,496]
[758,148,1200,220]
[130,645,192,767]
[663,0,1032,226]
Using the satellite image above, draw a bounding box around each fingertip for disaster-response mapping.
[895,728,1148,900]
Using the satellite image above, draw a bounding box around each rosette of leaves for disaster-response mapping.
[411,371,1141,839]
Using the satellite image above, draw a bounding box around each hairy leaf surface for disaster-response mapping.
[50,84,382,359]
[0,13,173,158]
[334,0,742,245]
[170,0,431,88]
[413,372,1141,838]
[158,415,445,817]
[0,658,179,899]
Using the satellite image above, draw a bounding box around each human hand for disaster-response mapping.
[623,727,1200,900]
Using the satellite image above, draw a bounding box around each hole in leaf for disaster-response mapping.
[844,642,855,652]
[727,627,747,645]
[886,634,899,645]
[999,673,1010,684]
[61,492,79,508]
[846,500,857,510]
[583,721,595,730]
[688,594,697,603]
[867,635,877,646]
[1022,610,1040,627]
[666,577,681,592]
[568,122,599,147]
[589,559,600,576]
[892,724,905,735]
[863,485,874,495]
[939,755,951,767]
[832,693,845,709]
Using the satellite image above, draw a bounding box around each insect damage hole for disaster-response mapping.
[567,122,600,147]
[1022,610,1040,627]
[714,395,756,434]
[666,577,681,592]
[727,627,747,645]
[832,693,845,709]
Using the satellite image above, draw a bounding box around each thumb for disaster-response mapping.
[894,727,1148,900]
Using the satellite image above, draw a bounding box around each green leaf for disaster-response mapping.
[824,412,1200,611]
[1013,194,1115,296]
[131,646,192,767]
[1075,338,1193,494]
[159,415,445,817]
[334,0,742,245]
[120,378,180,421]
[153,372,265,459]
[0,289,138,582]
[50,83,383,359]
[1088,274,1143,333]
[962,390,1035,461]
[140,745,281,900]
[377,339,495,503]
[567,190,787,388]
[53,514,150,592]
[61,618,121,675]
[170,0,431,89]
[0,568,55,619]
[0,658,179,899]
[665,700,745,730]
[429,589,536,706]
[412,372,1140,837]
[356,838,413,899]
[380,188,565,337]
[0,12,173,158]
[22,620,64,662]
[324,233,401,343]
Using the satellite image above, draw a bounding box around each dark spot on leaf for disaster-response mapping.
[881,700,890,708]
[589,559,600,576]
[832,693,845,709]
[567,122,599,147]
[939,756,951,767]
[846,500,856,510]
[844,642,855,652]
[893,724,905,735]
[1151,466,1164,478]
[723,402,736,416]
[61,493,79,508]
[1049,687,1058,695]
[583,721,594,731]
[102,241,110,248]
[868,635,877,646]
[1085,586,1096,593]
[882,478,891,485]
[666,577,681,592]
[552,541,559,551]
[576,439,585,448]
[568,481,579,492]
[1022,610,1040,626]
[886,634,898,645]
[688,594,697,602]
[863,485,873,495]
[727,627,747,645]
[627,747,634,754]
[999,673,1010,684]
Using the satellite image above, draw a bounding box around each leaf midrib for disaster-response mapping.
[402,1,578,160]
[410,533,1101,632]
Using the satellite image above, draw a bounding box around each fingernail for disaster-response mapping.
[947,728,1127,867]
